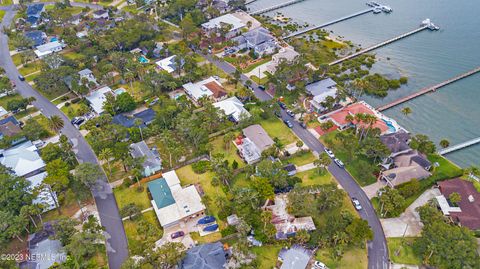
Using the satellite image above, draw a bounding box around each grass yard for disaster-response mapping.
[315,246,368,269]
[60,102,89,120]
[11,52,23,66]
[287,151,317,166]
[387,237,422,265]
[259,118,297,146]
[18,61,41,76]
[0,0,12,6]
[0,10,4,20]
[123,210,163,255]
[117,81,148,102]
[250,75,269,85]
[113,184,152,211]
[296,169,334,186]
[14,107,38,119]
[210,135,245,169]
[32,114,55,137]
[252,245,283,269]
[190,231,222,244]
[63,51,85,61]
[0,93,23,108]
[103,161,129,183]
[176,165,227,227]
[242,57,272,73]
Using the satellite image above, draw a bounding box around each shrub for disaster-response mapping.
[192,160,210,174]
[220,225,237,237]
[71,97,81,104]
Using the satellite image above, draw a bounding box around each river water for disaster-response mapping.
[249,0,480,167]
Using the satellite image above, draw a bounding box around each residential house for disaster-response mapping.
[19,223,66,269]
[179,242,228,269]
[129,141,162,177]
[201,13,246,39]
[235,124,274,164]
[112,108,156,128]
[380,150,432,187]
[26,172,58,211]
[34,41,65,58]
[278,245,313,269]
[26,3,45,27]
[0,140,45,178]
[283,163,297,176]
[85,86,114,114]
[183,77,227,103]
[232,27,278,56]
[148,170,206,228]
[437,178,480,230]
[69,13,84,25]
[306,78,338,113]
[213,96,250,122]
[380,131,411,159]
[155,55,182,74]
[319,101,391,134]
[267,46,300,74]
[64,68,98,90]
[263,194,316,239]
[0,115,22,140]
[93,9,109,20]
[134,108,156,125]
[0,106,8,118]
[24,30,47,47]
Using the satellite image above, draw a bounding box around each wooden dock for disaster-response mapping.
[377,66,480,111]
[284,8,375,39]
[249,0,306,15]
[329,25,429,66]
[438,137,480,155]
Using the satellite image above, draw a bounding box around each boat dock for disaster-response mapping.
[249,0,306,15]
[438,137,480,155]
[284,8,376,39]
[377,66,480,111]
[245,0,261,4]
[329,25,431,66]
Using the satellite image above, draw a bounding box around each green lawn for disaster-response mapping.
[0,94,23,109]
[113,184,152,211]
[387,237,422,265]
[176,165,227,227]
[315,246,368,269]
[287,151,317,166]
[210,135,245,169]
[296,169,334,186]
[0,0,12,6]
[0,10,5,21]
[18,62,41,76]
[252,245,283,269]
[14,107,38,119]
[63,51,85,61]
[259,118,297,146]
[103,161,129,183]
[123,210,163,255]
[32,114,55,137]
[190,231,222,244]
[60,102,89,120]
[242,57,272,73]
[250,75,269,85]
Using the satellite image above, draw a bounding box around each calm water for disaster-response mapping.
[249,0,480,167]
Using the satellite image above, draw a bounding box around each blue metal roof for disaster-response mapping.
[147,178,175,209]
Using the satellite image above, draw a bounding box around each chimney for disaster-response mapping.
[468,195,474,203]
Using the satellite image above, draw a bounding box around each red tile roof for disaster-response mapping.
[204,81,227,99]
[327,102,389,133]
[438,178,480,230]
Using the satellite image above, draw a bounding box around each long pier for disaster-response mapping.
[249,0,306,15]
[329,25,429,66]
[377,66,480,111]
[438,137,480,155]
[246,0,261,4]
[284,8,375,39]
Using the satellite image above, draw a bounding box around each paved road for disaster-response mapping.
[202,52,389,269]
[0,5,128,269]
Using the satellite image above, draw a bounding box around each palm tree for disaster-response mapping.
[48,115,64,132]
[401,107,412,117]
[99,148,113,176]
[134,118,144,141]
[439,139,450,149]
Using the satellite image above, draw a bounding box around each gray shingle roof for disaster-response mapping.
[180,242,227,269]
[244,27,274,46]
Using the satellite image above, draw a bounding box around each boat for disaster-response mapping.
[203,224,219,232]
[197,216,216,225]
[373,8,382,14]
[381,5,392,13]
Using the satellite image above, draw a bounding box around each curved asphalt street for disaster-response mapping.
[0,4,128,269]
[202,53,389,269]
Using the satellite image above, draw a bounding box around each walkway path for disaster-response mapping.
[296,162,315,172]
[0,4,128,269]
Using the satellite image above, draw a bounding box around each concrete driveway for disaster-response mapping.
[381,188,441,237]
[363,181,388,199]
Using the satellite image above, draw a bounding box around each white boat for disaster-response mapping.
[373,8,382,14]
[382,5,392,12]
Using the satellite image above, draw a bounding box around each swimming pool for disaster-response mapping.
[382,119,396,133]
[139,55,149,63]
[50,37,58,42]
[114,88,126,95]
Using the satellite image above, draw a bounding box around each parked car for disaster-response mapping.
[333,158,344,168]
[312,261,327,269]
[351,197,362,210]
[286,109,295,117]
[324,148,335,158]
[277,101,287,109]
[258,85,266,91]
[274,110,282,118]
[170,231,185,239]
[18,75,25,81]
[283,119,293,128]
[299,121,307,129]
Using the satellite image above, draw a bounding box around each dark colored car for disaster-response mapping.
[258,85,266,91]
[274,110,282,118]
[299,122,307,129]
[283,119,293,128]
[278,102,287,109]
[170,231,185,239]
[18,75,25,81]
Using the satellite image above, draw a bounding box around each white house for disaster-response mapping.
[213,96,250,122]
[0,140,45,178]
[306,78,338,113]
[183,77,228,102]
[85,86,114,114]
[26,172,58,212]
[201,13,246,39]
[92,9,109,20]
[148,170,206,228]
[155,55,180,74]
[34,41,65,58]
